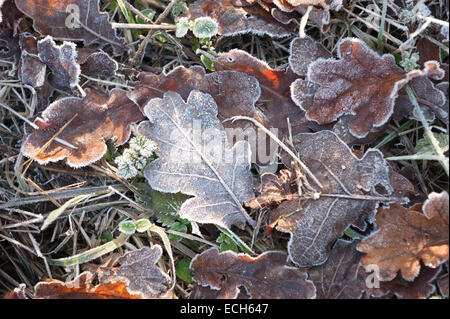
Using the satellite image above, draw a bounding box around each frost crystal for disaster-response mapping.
[193,17,219,39]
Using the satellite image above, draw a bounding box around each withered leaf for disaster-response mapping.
[358,192,449,281]
[190,247,316,299]
[271,130,393,267]
[137,90,255,228]
[15,0,127,55]
[289,35,332,77]
[293,37,445,138]
[438,270,449,298]
[366,265,441,299]
[215,48,325,140]
[77,49,118,78]
[129,66,272,165]
[0,0,21,58]
[37,36,80,92]
[22,88,144,168]
[34,246,172,299]
[1,284,26,299]
[185,0,295,38]
[246,169,298,210]
[394,76,447,123]
[307,240,365,299]
[19,33,46,88]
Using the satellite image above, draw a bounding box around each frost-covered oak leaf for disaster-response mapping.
[215,49,324,140]
[366,265,441,299]
[358,191,449,281]
[137,90,255,228]
[76,48,118,78]
[307,240,365,299]
[15,0,127,55]
[129,66,277,166]
[292,38,445,138]
[37,36,80,92]
[190,247,316,299]
[270,130,393,267]
[22,88,144,168]
[185,0,295,38]
[34,246,172,299]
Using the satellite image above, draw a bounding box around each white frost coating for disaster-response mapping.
[137,90,255,228]
[281,130,393,267]
[37,36,81,91]
[423,191,449,219]
[190,247,316,299]
[302,37,446,139]
[288,36,332,77]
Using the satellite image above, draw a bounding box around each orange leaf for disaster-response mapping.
[22,88,144,168]
[358,192,449,281]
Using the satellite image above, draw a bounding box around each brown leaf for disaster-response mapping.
[37,35,80,92]
[358,192,449,281]
[292,38,445,138]
[246,169,298,210]
[438,270,449,298]
[289,35,332,77]
[365,265,441,299]
[190,247,316,298]
[22,88,144,168]
[394,76,447,123]
[15,0,127,55]
[271,130,393,267]
[215,48,326,139]
[34,247,172,299]
[0,0,22,58]
[129,66,275,165]
[186,0,296,38]
[137,90,256,228]
[307,240,365,299]
[77,49,118,78]
[1,284,26,299]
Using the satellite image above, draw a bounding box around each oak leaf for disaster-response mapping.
[129,66,275,165]
[137,90,255,228]
[270,130,394,267]
[22,88,144,168]
[307,240,365,299]
[15,0,127,55]
[34,246,172,299]
[37,36,80,92]
[190,247,316,299]
[365,265,441,299]
[185,0,295,38]
[215,48,329,141]
[77,48,118,78]
[292,38,445,138]
[358,191,449,281]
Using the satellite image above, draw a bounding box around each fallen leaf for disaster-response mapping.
[365,265,441,299]
[37,35,80,92]
[215,48,326,140]
[77,49,118,78]
[15,0,127,55]
[185,0,295,38]
[137,90,255,228]
[358,192,449,281]
[293,37,445,138]
[438,270,449,298]
[0,0,22,58]
[307,240,365,299]
[34,246,172,299]
[19,33,46,88]
[289,35,332,77]
[246,169,298,210]
[190,247,316,298]
[22,88,144,168]
[1,284,26,299]
[129,66,275,165]
[394,76,447,123]
[270,130,394,267]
